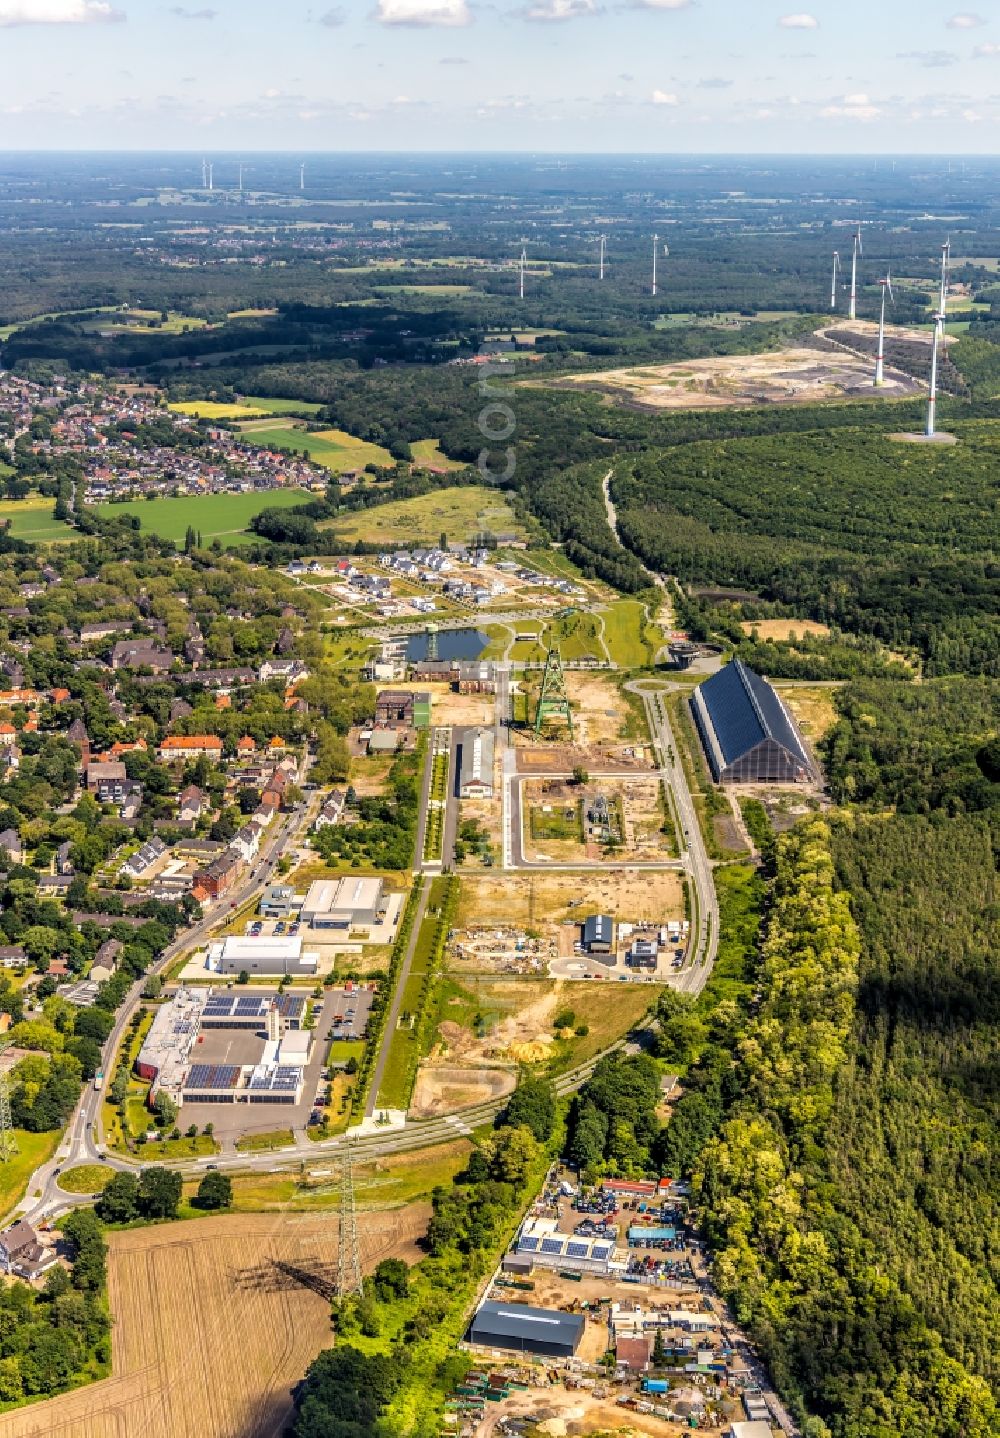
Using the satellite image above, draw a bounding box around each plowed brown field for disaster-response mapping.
[0,1206,428,1438]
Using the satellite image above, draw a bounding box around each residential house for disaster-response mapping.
[110,639,173,673]
[177,785,206,822]
[157,735,224,762]
[0,1221,57,1280]
[0,830,22,864]
[315,790,347,829]
[86,761,127,793]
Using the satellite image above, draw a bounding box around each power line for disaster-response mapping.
[336,1141,363,1299]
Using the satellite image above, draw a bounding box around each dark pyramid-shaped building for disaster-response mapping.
[690,658,815,784]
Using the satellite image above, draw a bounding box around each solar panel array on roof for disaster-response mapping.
[518,1235,539,1252]
[566,1241,589,1259]
[592,1241,613,1259]
[691,659,814,784]
[248,1064,302,1091]
[277,994,305,1018]
[540,1237,563,1255]
[185,1063,240,1090]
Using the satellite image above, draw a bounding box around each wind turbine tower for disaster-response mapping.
[926,310,944,438]
[874,270,893,386]
[848,225,862,321]
[238,163,244,196]
[208,162,214,192]
[201,157,207,190]
[652,233,658,296]
[938,237,951,351]
[830,250,840,310]
[299,163,305,192]
[519,246,527,301]
[599,234,606,282]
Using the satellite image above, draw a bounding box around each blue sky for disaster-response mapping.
[0,0,998,150]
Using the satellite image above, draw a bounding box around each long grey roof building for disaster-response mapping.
[690,658,815,784]
[469,1300,585,1357]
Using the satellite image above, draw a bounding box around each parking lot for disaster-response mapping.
[325,984,374,1045]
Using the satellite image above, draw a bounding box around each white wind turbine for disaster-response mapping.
[874,270,893,386]
[830,250,840,310]
[848,225,863,321]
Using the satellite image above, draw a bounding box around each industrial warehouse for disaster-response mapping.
[135,985,323,1109]
[690,658,816,784]
[205,934,319,978]
[299,875,385,930]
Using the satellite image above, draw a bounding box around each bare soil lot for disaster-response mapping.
[740,618,832,641]
[0,1208,427,1438]
[410,1063,515,1117]
[522,776,675,864]
[541,338,922,411]
[455,870,683,931]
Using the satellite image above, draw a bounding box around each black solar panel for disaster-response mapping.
[695,660,810,776]
[186,1063,240,1090]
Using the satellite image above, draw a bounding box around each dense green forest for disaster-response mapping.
[690,818,998,1438]
[614,424,1000,675]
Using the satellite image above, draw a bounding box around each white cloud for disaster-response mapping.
[651,88,678,104]
[946,11,985,26]
[0,0,122,22]
[821,90,880,120]
[973,40,1000,55]
[522,0,597,17]
[373,0,469,25]
[627,0,691,8]
[778,12,818,27]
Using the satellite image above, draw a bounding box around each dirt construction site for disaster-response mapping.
[544,335,924,411]
[455,871,684,936]
[0,1208,428,1438]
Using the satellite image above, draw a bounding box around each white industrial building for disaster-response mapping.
[300,876,384,930]
[458,727,494,799]
[515,1217,620,1277]
[205,934,319,977]
[135,987,211,1100]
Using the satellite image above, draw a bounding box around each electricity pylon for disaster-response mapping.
[336,1142,363,1299]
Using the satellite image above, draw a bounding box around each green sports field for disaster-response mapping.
[93,488,310,545]
[0,497,74,543]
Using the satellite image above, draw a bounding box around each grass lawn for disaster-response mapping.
[602,598,660,669]
[0,497,74,543]
[180,1139,469,1217]
[246,422,393,473]
[239,394,325,415]
[529,802,582,842]
[94,488,309,545]
[547,981,661,1074]
[0,1130,60,1221]
[376,877,451,1111]
[142,1133,219,1162]
[410,438,466,472]
[326,484,526,547]
[234,1128,294,1153]
[57,1164,114,1195]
